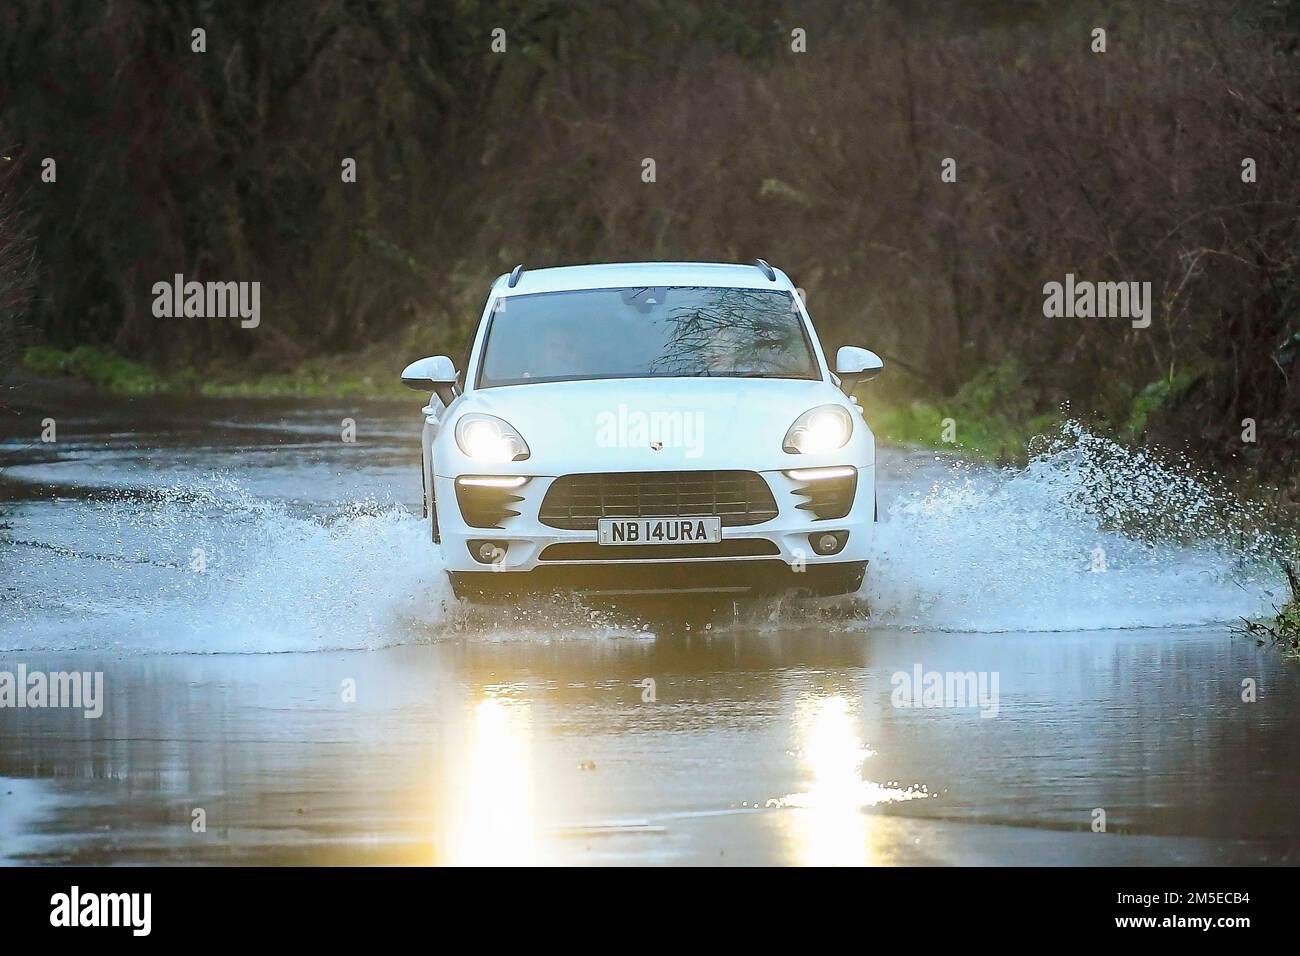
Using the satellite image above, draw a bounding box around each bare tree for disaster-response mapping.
[0,154,36,386]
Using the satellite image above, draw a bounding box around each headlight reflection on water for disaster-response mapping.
[436,691,932,866]
[443,696,537,866]
[778,695,930,866]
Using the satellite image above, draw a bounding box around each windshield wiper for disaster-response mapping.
[686,369,788,378]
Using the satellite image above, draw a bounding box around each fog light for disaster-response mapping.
[810,531,848,556]
[468,539,508,565]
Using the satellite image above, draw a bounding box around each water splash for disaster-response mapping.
[864,422,1288,632]
[0,481,445,653]
[1,423,1288,650]
[0,477,644,653]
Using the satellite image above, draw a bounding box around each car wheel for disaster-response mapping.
[430,495,441,544]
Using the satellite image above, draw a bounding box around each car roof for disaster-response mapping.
[491,261,796,297]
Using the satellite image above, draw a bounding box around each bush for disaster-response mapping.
[869,359,1057,463]
[23,345,164,394]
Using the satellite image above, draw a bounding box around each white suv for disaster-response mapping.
[401,261,883,601]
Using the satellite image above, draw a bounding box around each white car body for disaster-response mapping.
[403,261,883,600]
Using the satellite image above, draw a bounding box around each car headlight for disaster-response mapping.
[783,404,853,454]
[455,413,530,462]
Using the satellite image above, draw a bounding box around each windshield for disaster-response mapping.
[475,286,821,388]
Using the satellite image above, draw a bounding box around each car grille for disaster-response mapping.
[539,470,778,530]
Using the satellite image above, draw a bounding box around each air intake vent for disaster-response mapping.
[455,483,524,529]
[539,539,780,561]
[790,472,857,520]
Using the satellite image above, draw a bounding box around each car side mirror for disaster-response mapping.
[835,346,884,394]
[401,355,458,405]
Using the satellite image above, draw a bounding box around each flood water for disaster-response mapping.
[1,387,1297,865]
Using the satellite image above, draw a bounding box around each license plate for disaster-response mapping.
[597,517,722,546]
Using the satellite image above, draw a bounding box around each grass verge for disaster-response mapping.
[1237,562,1300,658]
[864,359,1057,463]
[22,345,410,399]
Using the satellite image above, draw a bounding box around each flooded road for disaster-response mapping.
[1,388,1297,865]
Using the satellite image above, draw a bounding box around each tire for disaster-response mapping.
[427,472,441,544]
[419,446,442,542]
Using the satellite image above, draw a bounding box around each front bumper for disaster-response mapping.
[434,465,875,581]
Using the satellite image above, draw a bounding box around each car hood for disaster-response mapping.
[440,377,868,474]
